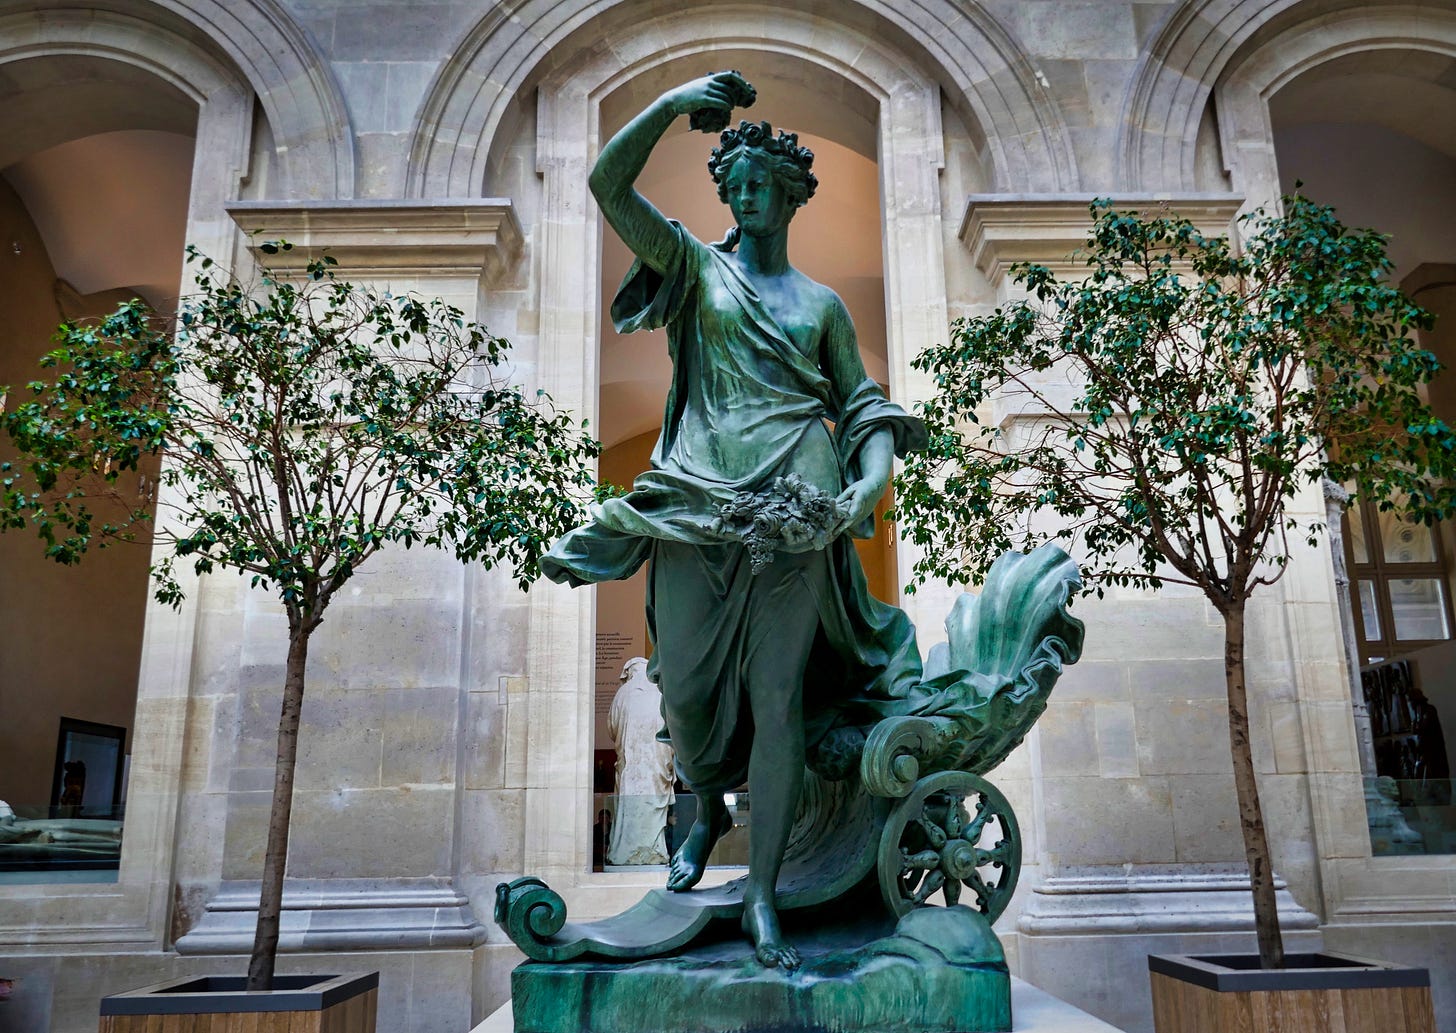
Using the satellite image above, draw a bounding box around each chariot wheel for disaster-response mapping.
[877,769,1021,923]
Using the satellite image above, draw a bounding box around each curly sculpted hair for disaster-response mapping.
[708,120,819,208]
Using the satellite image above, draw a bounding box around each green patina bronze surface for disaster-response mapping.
[537,69,928,971]
[512,907,1010,1033]
[502,71,1086,1033]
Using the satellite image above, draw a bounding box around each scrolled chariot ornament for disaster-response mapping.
[495,545,1083,963]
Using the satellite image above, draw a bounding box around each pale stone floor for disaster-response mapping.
[470,977,1128,1033]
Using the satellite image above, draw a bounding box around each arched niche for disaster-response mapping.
[502,7,963,908]
[1115,0,1424,192]
[0,54,198,307]
[406,0,1076,199]
[0,1,353,198]
[1214,6,1456,210]
[1199,3,1456,935]
[0,7,257,953]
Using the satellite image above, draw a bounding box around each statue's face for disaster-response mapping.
[723,152,795,238]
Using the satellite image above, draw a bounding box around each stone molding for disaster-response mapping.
[1018,868,1321,936]
[225,200,524,281]
[0,8,241,168]
[959,193,1245,286]
[1117,0,1287,191]
[405,0,1076,198]
[1016,867,1327,1031]
[173,879,488,954]
[172,0,355,197]
[1321,854,1456,924]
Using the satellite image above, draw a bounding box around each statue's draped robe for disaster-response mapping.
[541,224,928,792]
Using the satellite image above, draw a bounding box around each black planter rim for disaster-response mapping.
[100,971,378,1015]
[1149,952,1429,993]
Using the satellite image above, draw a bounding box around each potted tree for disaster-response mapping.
[1,243,600,1028]
[895,197,1449,1032]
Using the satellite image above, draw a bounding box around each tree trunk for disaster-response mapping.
[1222,598,1285,969]
[246,626,311,991]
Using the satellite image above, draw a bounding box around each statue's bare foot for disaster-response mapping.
[742,895,800,970]
[667,796,730,892]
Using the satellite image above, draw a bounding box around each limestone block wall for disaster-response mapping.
[210,550,466,883]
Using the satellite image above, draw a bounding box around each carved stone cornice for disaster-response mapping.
[959,194,1245,286]
[226,200,523,281]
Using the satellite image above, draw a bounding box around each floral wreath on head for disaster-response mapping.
[708,120,818,206]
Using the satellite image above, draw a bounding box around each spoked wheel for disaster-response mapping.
[877,770,1021,923]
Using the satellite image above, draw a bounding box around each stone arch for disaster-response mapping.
[406,0,1077,197]
[0,11,234,158]
[1114,0,1440,191]
[0,9,231,955]
[1212,5,1456,209]
[0,0,353,198]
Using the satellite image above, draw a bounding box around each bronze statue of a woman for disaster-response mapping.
[540,71,928,969]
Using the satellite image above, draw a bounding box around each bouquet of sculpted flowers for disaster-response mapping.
[714,474,846,574]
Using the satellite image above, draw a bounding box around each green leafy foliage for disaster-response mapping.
[895,196,1456,611]
[1,243,601,628]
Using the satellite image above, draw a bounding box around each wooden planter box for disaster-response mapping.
[100,972,377,1033]
[1149,953,1434,1033]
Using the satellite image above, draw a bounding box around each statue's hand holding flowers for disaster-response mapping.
[660,71,756,133]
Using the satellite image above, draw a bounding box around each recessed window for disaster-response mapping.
[1344,502,1455,664]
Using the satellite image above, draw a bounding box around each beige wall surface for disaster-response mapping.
[0,179,156,809]
[3,2,1456,1033]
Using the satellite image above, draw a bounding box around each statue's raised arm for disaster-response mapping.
[588,71,755,275]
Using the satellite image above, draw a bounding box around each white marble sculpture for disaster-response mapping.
[607,656,676,866]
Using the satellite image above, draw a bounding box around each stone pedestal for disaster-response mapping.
[510,906,1011,1033]
[474,977,1127,1033]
